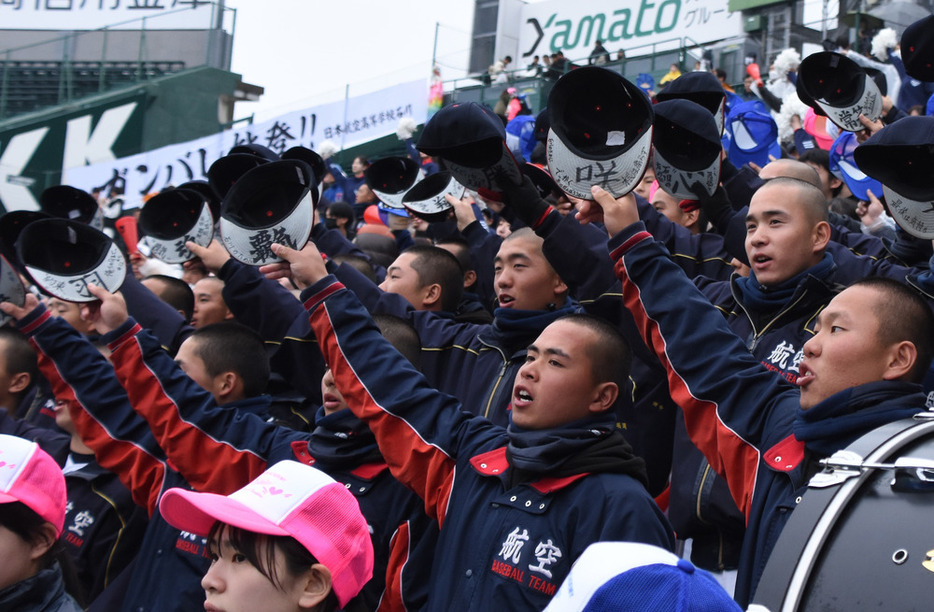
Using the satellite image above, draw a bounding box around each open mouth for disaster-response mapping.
[514,387,533,406]
[499,294,516,306]
[795,363,815,387]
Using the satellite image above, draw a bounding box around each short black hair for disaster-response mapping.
[403,245,465,313]
[556,313,632,389]
[144,275,195,323]
[332,253,379,284]
[435,236,475,273]
[326,201,355,223]
[851,277,934,383]
[190,322,270,398]
[373,313,422,370]
[0,328,37,398]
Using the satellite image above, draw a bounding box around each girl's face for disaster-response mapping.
[203,527,308,612]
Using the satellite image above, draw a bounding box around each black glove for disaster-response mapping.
[691,183,735,235]
[501,174,552,227]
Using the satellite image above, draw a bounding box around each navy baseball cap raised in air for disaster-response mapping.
[40,185,104,231]
[797,52,883,132]
[655,71,727,136]
[547,66,654,199]
[853,116,934,238]
[207,153,270,200]
[220,159,316,266]
[365,156,423,210]
[828,131,883,201]
[138,188,214,264]
[416,102,524,193]
[901,15,934,81]
[652,99,722,199]
[401,171,465,223]
[17,218,126,302]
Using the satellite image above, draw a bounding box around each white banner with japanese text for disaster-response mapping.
[63,79,427,204]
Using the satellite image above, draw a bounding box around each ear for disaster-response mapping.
[683,209,700,231]
[297,564,334,609]
[463,269,477,289]
[29,522,57,563]
[588,381,619,414]
[883,340,918,382]
[215,371,241,401]
[829,175,843,190]
[552,274,569,300]
[422,283,442,310]
[223,309,235,321]
[8,371,30,395]
[812,220,831,253]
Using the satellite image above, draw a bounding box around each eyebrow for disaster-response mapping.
[494,252,533,264]
[746,209,788,222]
[527,344,571,359]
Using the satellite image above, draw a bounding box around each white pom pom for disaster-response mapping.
[776,93,811,144]
[317,140,338,161]
[871,28,898,61]
[396,117,417,140]
[772,48,801,76]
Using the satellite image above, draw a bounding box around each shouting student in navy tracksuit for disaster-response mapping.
[257,239,674,611]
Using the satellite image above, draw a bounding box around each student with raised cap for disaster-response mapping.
[577,183,933,606]
[258,239,674,610]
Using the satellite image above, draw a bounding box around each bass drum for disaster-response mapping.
[751,415,934,612]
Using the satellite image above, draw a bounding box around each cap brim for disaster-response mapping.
[546,126,653,199]
[25,241,125,302]
[147,202,215,264]
[816,75,883,132]
[653,149,721,199]
[881,185,934,239]
[402,172,464,222]
[220,190,313,266]
[160,487,291,539]
[373,177,422,210]
[442,141,524,193]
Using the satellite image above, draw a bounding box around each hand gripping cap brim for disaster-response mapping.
[401,171,464,222]
[365,157,423,209]
[138,188,215,264]
[799,52,883,132]
[220,159,315,266]
[853,116,934,238]
[652,99,722,199]
[546,66,654,199]
[0,254,25,327]
[17,218,125,302]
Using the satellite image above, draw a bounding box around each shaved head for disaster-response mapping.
[759,159,822,191]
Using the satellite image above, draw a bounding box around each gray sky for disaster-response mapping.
[224,0,476,122]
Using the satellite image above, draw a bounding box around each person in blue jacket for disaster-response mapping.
[577,184,933,607]
[259,239,675,611]
[5,290,438,612]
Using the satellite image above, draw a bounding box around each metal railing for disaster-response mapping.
[0,1,235,120]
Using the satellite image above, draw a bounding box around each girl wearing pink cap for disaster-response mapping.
[0,434,82,611]
[160,460,374,612]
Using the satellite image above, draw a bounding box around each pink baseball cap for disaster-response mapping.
[0,434,66,537]
[159,461,374,608]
